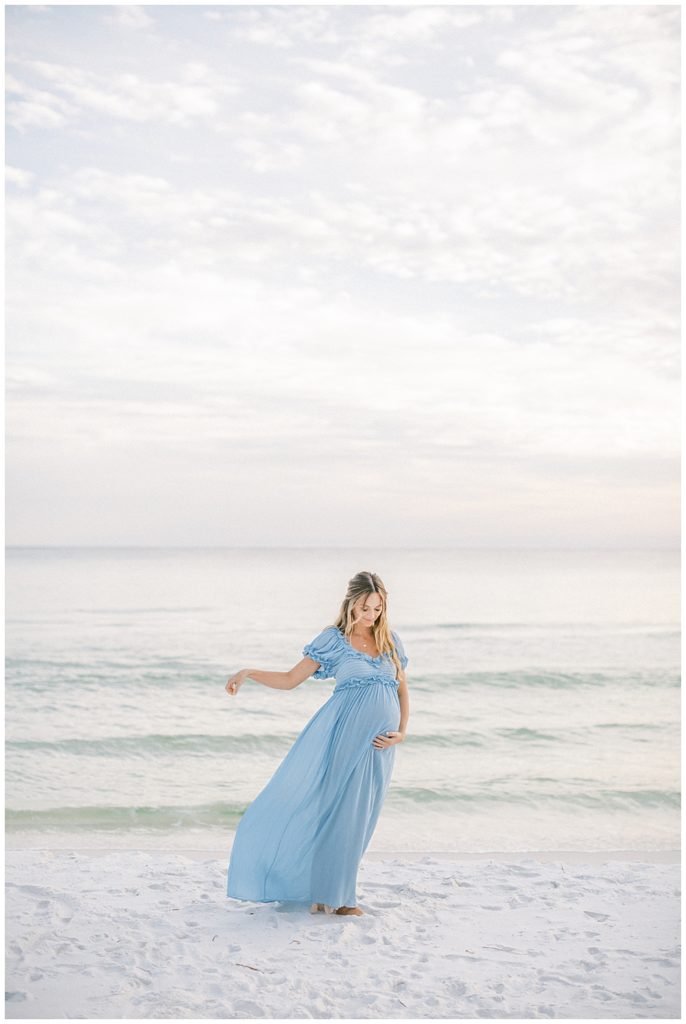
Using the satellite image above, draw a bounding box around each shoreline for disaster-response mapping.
[6,846,680,863]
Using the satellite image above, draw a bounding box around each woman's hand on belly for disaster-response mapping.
[372,730,405,749]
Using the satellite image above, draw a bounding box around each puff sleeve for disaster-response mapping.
[391,630,409,670]
[302,625,341,680]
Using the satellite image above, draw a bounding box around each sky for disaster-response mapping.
[5,2,680,548]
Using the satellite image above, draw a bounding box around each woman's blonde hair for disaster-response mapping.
[331,570,402,678]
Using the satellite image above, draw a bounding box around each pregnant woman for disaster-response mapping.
[225,570,409,916]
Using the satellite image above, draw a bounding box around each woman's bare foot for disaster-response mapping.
[309,902,336,914]
[335,905,364,916]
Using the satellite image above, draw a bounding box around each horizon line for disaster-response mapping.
[5,544,681,552]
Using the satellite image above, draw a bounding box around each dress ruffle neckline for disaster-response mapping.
[336,628,389,665]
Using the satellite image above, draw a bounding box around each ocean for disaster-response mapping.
[5,546,680,854]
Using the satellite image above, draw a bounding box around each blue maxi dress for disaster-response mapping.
[226,625,408,908]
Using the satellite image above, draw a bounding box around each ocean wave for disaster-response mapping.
[6,786,680,833]
[5,802,243,831]
[5,665,680,692]
[5,732,300,756]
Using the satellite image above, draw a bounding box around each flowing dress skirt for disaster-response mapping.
[226,678,399,908]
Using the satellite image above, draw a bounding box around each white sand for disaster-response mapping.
[5,849,680,1019]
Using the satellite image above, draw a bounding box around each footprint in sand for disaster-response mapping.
[233,999,268,1015]
[5,992,27,1003]
[447,979,467,996]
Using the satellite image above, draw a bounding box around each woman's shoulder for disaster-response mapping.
[302,625,345,680]
[302,624,343,653]
[313,624,341,642]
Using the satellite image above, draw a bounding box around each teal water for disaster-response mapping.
[5,547,680,852]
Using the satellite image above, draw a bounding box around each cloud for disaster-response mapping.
[105,5,154,31]
[6,57,239,131]
[6,173,678,467]
[6,164,36,188]
[210,5,344,49]
[4,3,679,545]
[6,152,678,365]
[5,70,75,130]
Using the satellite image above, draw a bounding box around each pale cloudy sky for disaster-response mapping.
[5,3,680,547]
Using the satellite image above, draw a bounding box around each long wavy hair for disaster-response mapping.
[331,570,402,678]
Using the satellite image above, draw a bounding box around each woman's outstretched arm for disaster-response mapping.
[225,657,321,695]
[244,669,292,690]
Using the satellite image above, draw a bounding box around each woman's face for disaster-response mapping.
[352,592,383,627]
